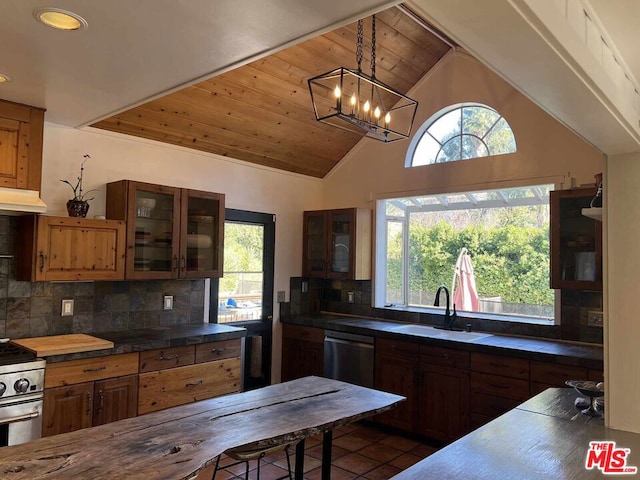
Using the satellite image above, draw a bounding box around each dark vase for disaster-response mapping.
[67,199,90,218]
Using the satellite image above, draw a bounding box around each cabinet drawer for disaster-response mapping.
[470,372,530,401]
[195,339,242,363]
[45,353,139,389]
[471,353,529,379]
[530,361,587,387]
[420,345,469,369]
[137,358,241,414]
[470,393,521,418]
[377,338,419,358]
[282,324,324,343]
[139,345,195,373]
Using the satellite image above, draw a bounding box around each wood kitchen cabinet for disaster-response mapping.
[469,352,530,429]
[0,98,45,191]
[374,338,419,431]
[137,340,242,415]
[42,354,139,437]
[302,208,371,280]
[16,215,126,282]
[106,180,224,279]
[550,187,602,291]
[418,345,470,442]
[281,324,324,381]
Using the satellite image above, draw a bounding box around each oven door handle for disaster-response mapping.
[0,411,40,426]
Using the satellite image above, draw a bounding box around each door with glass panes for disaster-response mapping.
[211,209,274,390]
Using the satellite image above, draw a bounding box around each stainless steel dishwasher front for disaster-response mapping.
[323,330,374,388]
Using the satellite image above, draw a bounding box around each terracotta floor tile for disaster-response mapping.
[246,463,291,480]
[305,443,350,461]
[378,434,421,452]
[273,453,321,473]
[359,463,403,480]
[305,465,359,480]
[333,433,374,451]
[408,443,439,459]
[357,442,404,463]
[348,425,389,442]
[389,452,424,470]
[332,452,381,475]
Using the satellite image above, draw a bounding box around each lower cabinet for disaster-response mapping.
[418,346,470,442]
[469,352,531,429]
[42,339,242,436]
[42,354,139,437]
[281,324,324,381]
[374,339,419,431]
[137,339,242,415]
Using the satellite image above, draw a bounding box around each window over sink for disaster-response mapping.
[374,184,555,325]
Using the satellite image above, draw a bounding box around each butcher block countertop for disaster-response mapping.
[11,334,114,356]
[390,388,640,480]
[23,323,247,363]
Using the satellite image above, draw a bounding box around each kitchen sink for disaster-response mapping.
[390,324,493,342]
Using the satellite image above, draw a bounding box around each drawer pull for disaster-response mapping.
[488,383,508,390]
[423,352,449,360]
[489,362,508,368]
[211,348,226,354]
[83,366,106,373]
[186,380,203,387]
[160,354,179,361]
[173,255,179,272]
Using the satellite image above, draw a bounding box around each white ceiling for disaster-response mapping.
[0,0,399,127]
[0,0,637,156]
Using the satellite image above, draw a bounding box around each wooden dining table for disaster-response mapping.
[0,376,404,480]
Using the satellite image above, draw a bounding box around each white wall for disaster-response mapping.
[41,124,324,381]
[323,51,603,209]
[605,152,640,432]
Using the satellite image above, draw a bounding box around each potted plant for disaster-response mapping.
[61,154,99,217]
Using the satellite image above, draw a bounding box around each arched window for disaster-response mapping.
[406,103,516,167]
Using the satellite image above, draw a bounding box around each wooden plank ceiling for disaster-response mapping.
[92,7,452,178]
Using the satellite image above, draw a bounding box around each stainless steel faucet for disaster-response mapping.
[434,285,458,330]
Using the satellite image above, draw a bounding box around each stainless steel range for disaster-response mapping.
[0,339,45,447]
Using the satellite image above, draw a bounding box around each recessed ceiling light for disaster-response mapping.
[34,7,87,31]
[0,73,10,83]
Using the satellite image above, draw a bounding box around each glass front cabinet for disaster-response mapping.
[302,208,371,280]
[106,180,224,279]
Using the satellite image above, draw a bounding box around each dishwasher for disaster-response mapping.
[323,330,374,388]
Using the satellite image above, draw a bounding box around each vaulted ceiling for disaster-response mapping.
[91,7,452,178]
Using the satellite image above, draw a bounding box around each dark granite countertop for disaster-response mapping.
[43,323,247,363]
[284,314,603,369]
[391,388,632,480]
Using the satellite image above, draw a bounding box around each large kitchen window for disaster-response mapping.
[375,185,554,324]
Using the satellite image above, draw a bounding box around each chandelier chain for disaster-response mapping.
[371,15,376,79]
[356,19,364,71]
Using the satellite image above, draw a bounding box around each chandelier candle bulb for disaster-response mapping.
[374,106,381,123]
[334,85,341,110]
[350,93,357,115]
[385,112,391,127]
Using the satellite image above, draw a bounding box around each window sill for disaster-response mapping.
[379,304,556,326]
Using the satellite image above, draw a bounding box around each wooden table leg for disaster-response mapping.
[321,430,333,480]
[295,439,305,479]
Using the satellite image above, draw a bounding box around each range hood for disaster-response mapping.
[0,186,47,215]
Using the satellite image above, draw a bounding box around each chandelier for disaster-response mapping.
[308,15,418,143]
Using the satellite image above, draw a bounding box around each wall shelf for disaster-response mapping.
[581,207,603,221]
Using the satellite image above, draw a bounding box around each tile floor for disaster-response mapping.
[198,422,440,480]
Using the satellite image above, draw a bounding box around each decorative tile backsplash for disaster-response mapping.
[288,276,603,344]
[0,216,205,339]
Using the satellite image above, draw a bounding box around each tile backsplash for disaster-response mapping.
[288,276,603,344]
[0,216,205,339]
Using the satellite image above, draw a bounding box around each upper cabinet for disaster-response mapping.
[106,180,224,279]
[17,215,126,282]
[302,208,371,280]
[550,187,602,291]
[0,99,45,191]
